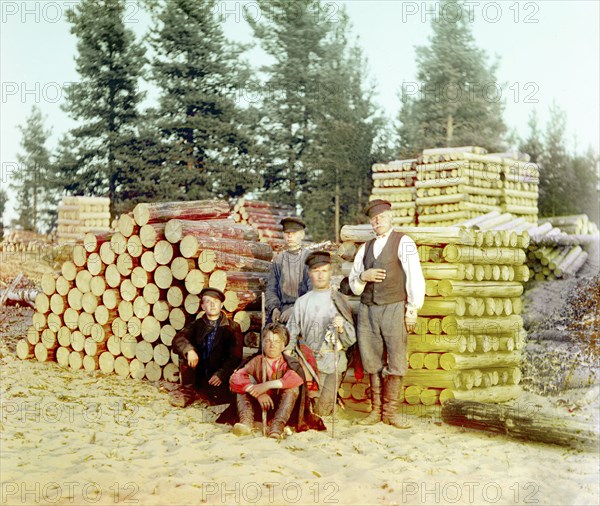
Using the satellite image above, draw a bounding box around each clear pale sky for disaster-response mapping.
[1,0,599,224]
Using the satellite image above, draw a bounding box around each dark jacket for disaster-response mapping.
[172,312,243,383]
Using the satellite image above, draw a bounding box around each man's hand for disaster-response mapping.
[257,393,274,410]
[246,382,270,397]
[278,307,293,323]
[361,268,387,283]
[333,315,345,333]
[405,310,418,334]
[271,308,281,322]
[187,349,199,368]
[208,374,222,387]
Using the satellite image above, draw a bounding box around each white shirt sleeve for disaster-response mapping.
[349,243,367,295]
[399,235,425,314]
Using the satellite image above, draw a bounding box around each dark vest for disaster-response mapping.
[361,231,407,306]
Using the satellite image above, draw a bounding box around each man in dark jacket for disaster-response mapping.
[171,287,243,407]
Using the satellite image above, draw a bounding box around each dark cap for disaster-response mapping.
[280,217,306,232]
[305,251,331,269]
[199,287,226,303]
[364,199,392,218]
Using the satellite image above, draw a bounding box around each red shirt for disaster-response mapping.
[230,355,303,394]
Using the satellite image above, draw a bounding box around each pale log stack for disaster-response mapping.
[57,196,111,243]
[17,199,272,380]
[370,160,417,226]
[338,224,530,407]
[459,211,596,281]
[368,147,540,227]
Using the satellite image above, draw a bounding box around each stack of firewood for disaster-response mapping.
[414,147,503,226]
[459,212,596,281]
[57,196,111,243]
[500,155,539,222]
[0,229,53,252]
[17,200,271,380]
[369,160,417,226]
[338,223,530,407]
[232,198,299,252]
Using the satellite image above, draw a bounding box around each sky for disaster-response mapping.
[1,0,599,225]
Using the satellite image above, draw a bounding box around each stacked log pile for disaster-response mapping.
[338,223,530,407]
[414,147,503,226]
[16,199,271,381]
[500,156,539,222]
[57,196,111,243]
[459,212,596,281]
[370,160,417,226]
[232,198,298,252]
[0,229,53,253]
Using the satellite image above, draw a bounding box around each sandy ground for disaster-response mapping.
[1,307,599,506]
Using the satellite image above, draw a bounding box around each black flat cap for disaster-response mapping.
[199,287,226,302]
[305,251,331,269]
[280,217,306,232]
[364,199,392,218]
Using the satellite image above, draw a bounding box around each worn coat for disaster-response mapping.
[172,312,243,384]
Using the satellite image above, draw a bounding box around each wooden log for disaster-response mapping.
[133,296,150,319]
[55,276,71,296]
[105,264,121,289]
[140,251,158,273]
[99,241,116,265]
[120,334,137,359]
[110,232,128,256]
[154,240,175,265]
[176,221,260,254]
[178,235,273,261]
[133,200,230,227]
[98,351,115,374]
[114,356,131,377]
[130,358,146,379]
[117,213,136,238]
[197,250,271,274]
[135,340,154,363]
[154,265,173,289]
[81,292,99,314]
[437,280,523,298]
[169,307,187,330]
[211,271,268,292]
[118,299,134,321]
[184,294,200,315]
[441,398,598,449]
[145,360,163,382]
[440,351,521,371]
[442,315,523,335]
[170,257,196,281]
[83,231,111,253]
[160,324,177,346]
[142,284,161,304]
[407,334,468,353]
[69,350,84,370]
[16,339,35,360]
[141,315,160,343]
[185,270,206,294]
[340,225,476,246]
[139,223,167,248]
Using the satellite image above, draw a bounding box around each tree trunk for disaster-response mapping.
[133,200,230,226]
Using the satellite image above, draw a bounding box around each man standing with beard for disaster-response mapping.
[349,199,425,428]
[265,217,311,324]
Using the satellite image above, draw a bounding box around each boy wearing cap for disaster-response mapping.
[171,287,244,407]
[349,199,425,428]
[265,217,311,324]
[286,251,356,416]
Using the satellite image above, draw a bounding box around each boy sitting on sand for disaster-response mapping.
[222,323,325,438]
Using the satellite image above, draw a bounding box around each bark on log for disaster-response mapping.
[172,221,259,253]
[133,200,230,226]
[441,399,598,450]
[197,250,271,273]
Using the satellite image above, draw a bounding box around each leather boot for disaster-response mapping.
[357,373,382,425]
[268,388,299,439]
[233,394,255,436]
[382,375,412,429]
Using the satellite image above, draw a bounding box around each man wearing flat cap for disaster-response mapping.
[171,287,244,407]
[349,199,425,428]
[286,251,356,416]
[265,216,311,324]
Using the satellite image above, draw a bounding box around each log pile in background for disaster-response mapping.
[500,155,539,222]
[414,146,504,227]
[17,199,271,381]
[459,211,597,281]
[370,160,417,226]
[339,223,530,407]
[57,196,111,243]
[232,198,311,252]
[0,229,54,253]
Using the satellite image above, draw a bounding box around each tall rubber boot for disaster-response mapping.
[382,375,412,429]
[268,388,300,439]
[233,394,255,436]
[357,373,382,425]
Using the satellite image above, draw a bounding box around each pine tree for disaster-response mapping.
[59,0,146,216]
[148,0,262,201]
[10,106,52,232]
[396,0,506,156]
[519,110,544,165]
[248,0,333,207]
[302,13,383,240]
